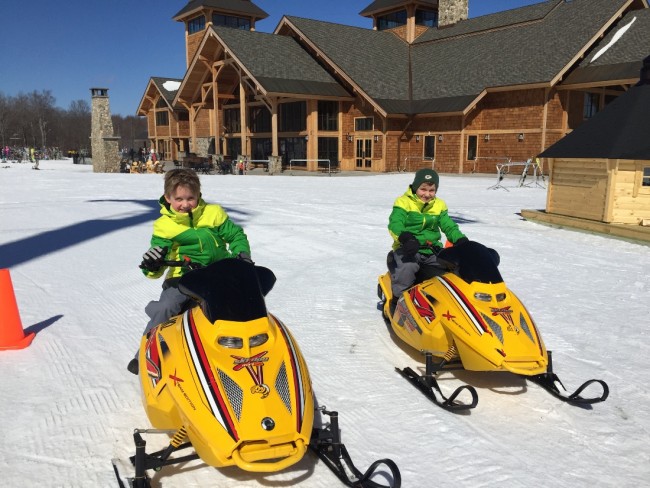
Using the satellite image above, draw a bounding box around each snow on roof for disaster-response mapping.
[162,80,181,92]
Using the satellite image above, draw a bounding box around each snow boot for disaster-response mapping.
[388,297,398,317]
[127,357,139,375]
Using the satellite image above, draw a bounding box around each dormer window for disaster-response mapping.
[213,13,250,30]
[188,15,205,34]
[377,10,407,30]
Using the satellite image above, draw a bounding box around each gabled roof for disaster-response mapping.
[562,8,650,86]
[415,0,555,43]
[283,0,635,115]
[168,0,646,118]
[136,77,183,116]
[184,26,352,99]
[152,77,183,105]
[541,60,650,160]
[173,0,268,21]
[282,16,411,107]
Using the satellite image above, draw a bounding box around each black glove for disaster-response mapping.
[454,237,469,246]
[398,232,420,256]
[237,252,254,264]
[139,246,168,271]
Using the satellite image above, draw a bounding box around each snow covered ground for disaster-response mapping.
[1,159,648,487]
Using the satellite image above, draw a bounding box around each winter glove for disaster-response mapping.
[237,252,254,264]
[139,246,168,272]
[454,237,469,246]
[398,232,420,256]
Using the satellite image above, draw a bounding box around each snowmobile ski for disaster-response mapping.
[309,408,401,488]
[396,366,478,412]
[395,352,478,411]
[524,351,609,406]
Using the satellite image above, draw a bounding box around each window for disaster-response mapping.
[249,106,271,133]
[467,135,477,160]
[318,137,339,168]
[251,138,271,160]
[188,15,205,35]
[177,111,189,122]
[224,109,241,133]
[354,117,373,131]
[279,102,306,132]
[155,111,169,126]
[377,10,407,30]
[416,9,438,27]
[213,14,250,30]
[318,101,338,131]
[424,135,435,160]
[583,92,600,119]
[156,98,167,109]
[643,167,650,187]
[279,137,307,167]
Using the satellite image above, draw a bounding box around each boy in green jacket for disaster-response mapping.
[387,169,467,313]
[128,168,251,374]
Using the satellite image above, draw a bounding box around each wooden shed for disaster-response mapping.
[539,57,650,228]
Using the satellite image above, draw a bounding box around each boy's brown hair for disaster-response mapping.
[163,169,201,197]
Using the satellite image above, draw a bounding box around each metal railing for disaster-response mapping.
[288,159,337,175]
[401,156,434,173]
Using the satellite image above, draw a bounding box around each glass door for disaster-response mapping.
[355,138,372,169]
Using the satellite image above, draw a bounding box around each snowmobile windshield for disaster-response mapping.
[178,259,276,323]
[437,241,503,284]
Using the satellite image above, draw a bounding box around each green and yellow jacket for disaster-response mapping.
[388,188,465,254]
[143,196,251,280]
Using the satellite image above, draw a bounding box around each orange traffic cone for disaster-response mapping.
[0,268,35,350]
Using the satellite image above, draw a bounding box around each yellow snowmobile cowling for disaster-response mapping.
[398,273,548,374]
[378,241,608,410]
[138,261,314,472]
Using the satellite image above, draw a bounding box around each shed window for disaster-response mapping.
[643,167,650,187]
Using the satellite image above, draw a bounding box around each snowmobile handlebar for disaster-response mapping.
[162,259,203,271]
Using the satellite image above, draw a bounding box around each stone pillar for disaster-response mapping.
[438,0,468,27]
[268,155,282,175]
[90,88,120,173]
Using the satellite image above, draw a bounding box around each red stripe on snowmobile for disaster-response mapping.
[275,318,305,433]
[184,311,239,441]
[145,326,162,387]
[438,277,492,336]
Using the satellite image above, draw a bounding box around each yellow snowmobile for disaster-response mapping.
[114,259,400,487]
[378,241,609,411]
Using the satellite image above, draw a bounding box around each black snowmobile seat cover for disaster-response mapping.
[437,241,503,284]
[178,258,276,323]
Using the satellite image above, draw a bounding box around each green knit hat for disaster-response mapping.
[411,168,439,192]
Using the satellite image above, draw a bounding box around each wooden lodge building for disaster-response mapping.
[518,55,650,242]
[136,0,650,174]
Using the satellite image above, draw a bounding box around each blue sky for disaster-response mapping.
[1,0,543,116]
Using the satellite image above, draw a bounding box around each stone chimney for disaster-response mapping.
[438,0,468,27]
[90,88,120,173]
